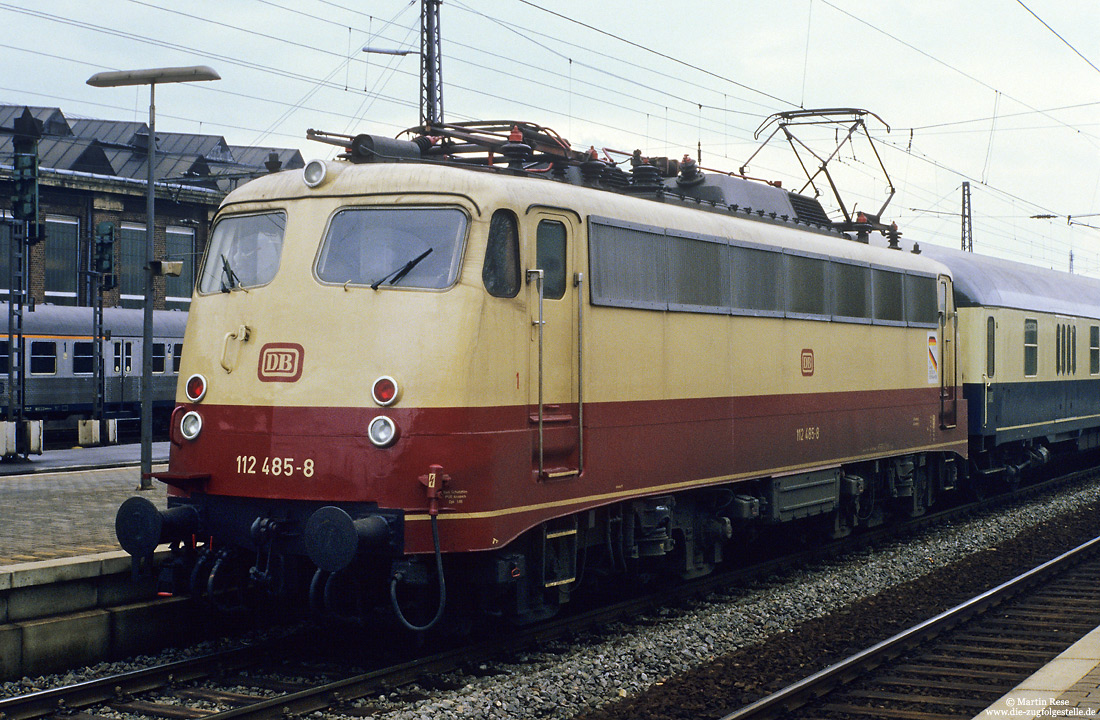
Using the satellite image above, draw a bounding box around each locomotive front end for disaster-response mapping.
[118,160,525,625]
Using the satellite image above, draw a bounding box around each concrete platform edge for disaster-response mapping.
[976,625,1100,718]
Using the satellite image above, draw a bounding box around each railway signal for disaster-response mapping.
[8,107,43,244]
[94,221,117,290]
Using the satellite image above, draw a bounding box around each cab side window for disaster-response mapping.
[536,220,567,300]
[482,210,520,298]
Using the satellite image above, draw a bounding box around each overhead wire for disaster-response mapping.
[512,0,799,109]
[1015,0,1100,76]
[2,0,1096,265]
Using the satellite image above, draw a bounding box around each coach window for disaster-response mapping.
[536,220,567,300]
[1057,324,1064,375]
[1072,325,1077,374]
[1024,318,1038,377]
[173,344,183,373]
[73,341,94,375]
[482,210,520,298]
[30,341,56,375]
[1091,327,1099,375]
[152,343,166,374]
[986,317,995,377]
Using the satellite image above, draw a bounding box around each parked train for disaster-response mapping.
[115,119,1100,629]
[0,304,186,431]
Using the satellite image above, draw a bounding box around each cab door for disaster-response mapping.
[527,210,581,480]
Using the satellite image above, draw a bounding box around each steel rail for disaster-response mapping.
[0,641,272,720]
[717,532,1100,720]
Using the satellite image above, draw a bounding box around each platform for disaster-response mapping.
[0,443,169,564]
[978,625,1100,718]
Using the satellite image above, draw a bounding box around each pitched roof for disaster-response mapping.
[0,105,71,137]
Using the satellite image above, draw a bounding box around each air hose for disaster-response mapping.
[390,513,446,632]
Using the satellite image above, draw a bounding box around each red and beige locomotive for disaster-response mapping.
[115,116,1100,628]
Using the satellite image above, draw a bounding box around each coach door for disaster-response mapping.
[527,210,581,481]
[938,275,958,429]
[112,340,134,406]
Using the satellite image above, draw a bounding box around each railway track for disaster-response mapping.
[4,466,1097,720]
[721,534,1100,720]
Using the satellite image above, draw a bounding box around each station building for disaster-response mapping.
[0,104,303,311]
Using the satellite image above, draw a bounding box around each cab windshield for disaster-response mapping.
[198,212,286,293]
[315,207,467,290]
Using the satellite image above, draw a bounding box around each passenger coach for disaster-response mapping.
[923,246,1100,481]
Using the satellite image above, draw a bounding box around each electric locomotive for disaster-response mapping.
[117,118,973,627]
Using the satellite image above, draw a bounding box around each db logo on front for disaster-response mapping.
[258,343,304,382]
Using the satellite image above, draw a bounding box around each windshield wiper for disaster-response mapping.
[220,254,244,292]
[371,248,433,291]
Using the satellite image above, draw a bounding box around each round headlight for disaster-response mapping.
[372,376,399,406]
[185,373,207,403]
[303,159,327,188]
[367,416,398,448]
[180,410,203,441]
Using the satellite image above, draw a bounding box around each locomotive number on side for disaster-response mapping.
[795,426,820,442]
[235,455,316,478]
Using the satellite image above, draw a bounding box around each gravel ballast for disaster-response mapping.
[6,480,1100,719]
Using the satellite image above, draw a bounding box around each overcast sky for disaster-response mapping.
[4,1,1099,273]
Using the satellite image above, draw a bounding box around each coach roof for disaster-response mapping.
[920,244,1100,320]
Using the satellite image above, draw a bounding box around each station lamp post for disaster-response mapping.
[87,65,220,488]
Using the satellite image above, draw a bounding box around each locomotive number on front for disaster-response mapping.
[795,426,820,442]
[235,455,315,478]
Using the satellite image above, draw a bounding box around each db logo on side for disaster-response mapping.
[258,343,304,382]
[801,349,814,376]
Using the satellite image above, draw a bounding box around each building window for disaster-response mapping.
[166,226,196,309]
[1024,318,1038,377]
[0,217,10,298]
[119,224,146,309]
[44,216,79,305]
[30,341,56,375]
[73,341,95,375]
